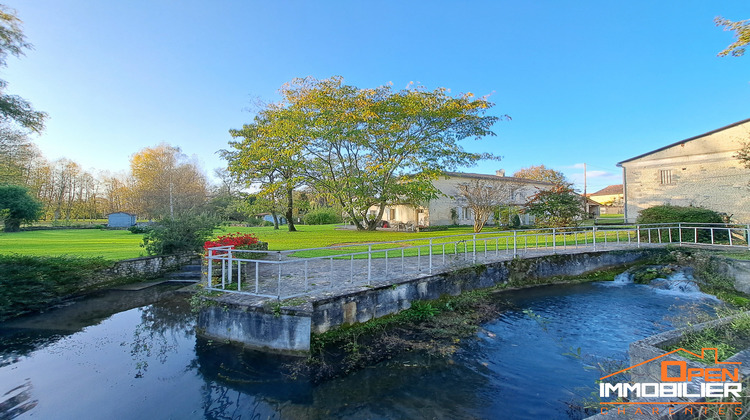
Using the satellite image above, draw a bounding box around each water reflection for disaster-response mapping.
[0,278,719,420]
[0,380,37,419]
[0,284,185,366]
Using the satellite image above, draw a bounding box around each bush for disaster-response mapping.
[636,204,726,243]
[636,204,724,224]
[141,213,220,255]
[303,208,342,225]
[0,255,112,321]
[128,225,153,234]
[204,232,268,251]
[510,214,521,228]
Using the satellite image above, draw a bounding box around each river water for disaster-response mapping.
[0,274,717,420]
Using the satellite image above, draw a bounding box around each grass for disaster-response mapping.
[217,224,627,258]
[0,229,146,260]
[3,222,744,261]
[660,311,750,364]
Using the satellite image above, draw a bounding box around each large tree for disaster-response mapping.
[523,184,584,228]
[129,143,208,219]
[0,5,46,132]
[455,178,520,232]
[512,164,568,186]
[279,76,501,230]
[715,16,750,57]
[224,105,306,231]
[0,123,37,184]
[0,184,41,231]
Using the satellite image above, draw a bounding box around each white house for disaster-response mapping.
[371,171,554,228]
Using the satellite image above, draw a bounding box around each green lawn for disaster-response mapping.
[5,222,735,261]
[0,229,146,260]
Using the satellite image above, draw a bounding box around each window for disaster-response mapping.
[463,207,471,219]
[659,169,673,185]
[389,209,396,220]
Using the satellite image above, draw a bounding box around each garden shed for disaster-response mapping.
[107,212,137,228]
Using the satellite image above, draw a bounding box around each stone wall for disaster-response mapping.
[311,249,660,333]
[83,253,196,289]
[199,249,661,353]
[621,120,750,223]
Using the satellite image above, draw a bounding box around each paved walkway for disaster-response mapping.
[206,240,661,302]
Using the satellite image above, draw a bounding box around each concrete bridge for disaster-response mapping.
[197,223,749,353]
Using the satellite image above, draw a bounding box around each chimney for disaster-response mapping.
[496,169,505,177]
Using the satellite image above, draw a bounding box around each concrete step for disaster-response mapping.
[165,272,201,280]
[181,264,202,271]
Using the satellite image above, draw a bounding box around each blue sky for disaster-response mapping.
[3,0,748,193]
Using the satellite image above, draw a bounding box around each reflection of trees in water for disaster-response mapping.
[201,382,272,420]
[129,295,195,378]
[0,380,37,419]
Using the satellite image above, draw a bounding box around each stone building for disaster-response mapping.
[617,118,750,223]
[371,171,554,228]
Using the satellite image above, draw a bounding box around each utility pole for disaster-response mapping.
[583,163,589,217]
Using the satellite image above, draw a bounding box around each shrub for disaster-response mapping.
[510,214,521,228]
[128,225,153,234]
[204,232,268,251]
[636,205,726,243]
[0,185,42,232]
[141,213,220,255]
[0,255,112,321]
[303,208,342,225]
[636,204,724,224]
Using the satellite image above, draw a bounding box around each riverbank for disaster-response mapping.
[0,253,196,321]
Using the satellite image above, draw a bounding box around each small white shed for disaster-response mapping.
[107,212,137,228]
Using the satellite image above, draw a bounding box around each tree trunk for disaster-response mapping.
[3,218,21,232]
[271,212,279,230]
[285,187,297,232]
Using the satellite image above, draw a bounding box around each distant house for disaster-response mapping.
[370,170,555,227]
[587,184,624,215]
[617,118,750,223]
[257,213,287,225]
[107,212,137,228]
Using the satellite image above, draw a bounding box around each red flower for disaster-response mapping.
[204,232,261,251]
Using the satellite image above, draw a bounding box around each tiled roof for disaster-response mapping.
[617,117,750,166]
[590,184,623,196]
[442,171,554,186]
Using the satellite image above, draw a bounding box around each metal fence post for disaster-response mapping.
[728,227,732,247]
[207,249,212,287]
[277,256,282,298]
[552,228,556,253]
[593,226,597,251]
[747,224,750,250]
[368,245,372,283]
[637,225,641,248]
[678,223,682,244]
[513,230,517,257]
[429,239,433,274]
[228,248,233,287]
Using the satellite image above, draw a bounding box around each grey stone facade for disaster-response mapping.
[618,118,750,223]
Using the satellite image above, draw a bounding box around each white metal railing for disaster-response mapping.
[204,223,750,299]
